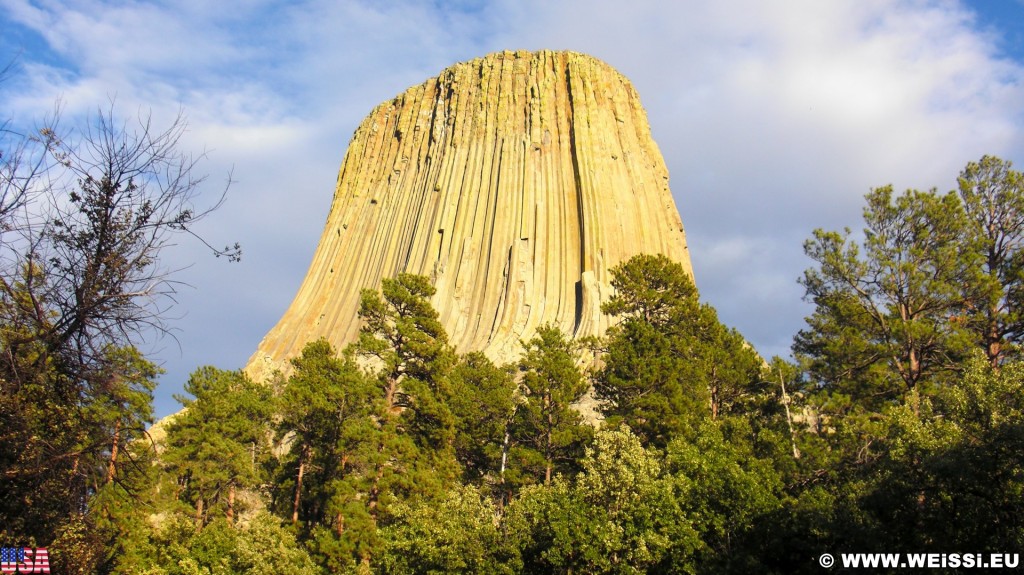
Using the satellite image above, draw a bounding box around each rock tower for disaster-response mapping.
[246,50,693,379]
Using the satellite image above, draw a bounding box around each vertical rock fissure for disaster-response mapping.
[486,139,506,339]
[564,62,586,336]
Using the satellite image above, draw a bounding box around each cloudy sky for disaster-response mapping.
[2,0,1023,418]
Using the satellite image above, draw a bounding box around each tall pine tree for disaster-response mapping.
[596,254,762,447]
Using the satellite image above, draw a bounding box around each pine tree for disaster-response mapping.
[357,273,457,450]
[447,352,518,491]
[957,155,1024,366]
[164,367,272,528]
[277,339,371,527]
[273,338,384,570]
[596,254,762,447]
[795,186,974,414]
[297,273,460,570]
[508,324,592,487]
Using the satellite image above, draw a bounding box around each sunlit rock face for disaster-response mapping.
[246,49,693,380]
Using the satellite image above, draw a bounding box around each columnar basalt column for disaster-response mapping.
[246,50,693,380]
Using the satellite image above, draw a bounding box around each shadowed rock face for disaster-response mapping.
[246,49,693,380]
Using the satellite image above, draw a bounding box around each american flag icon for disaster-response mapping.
[0,547,49,574]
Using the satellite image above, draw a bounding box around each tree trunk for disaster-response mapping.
[384,375,402,414]
[907,347,921,416]
[106,419,121,485]
[369,461,386,519]
[987,314,1002,369]
[710,384,719,420]
[779,368,800,459]
[195,495,205,530]
[545,404,553,485]
[292,443,309,525]
[500,430,510,479]
[227,482,236,526]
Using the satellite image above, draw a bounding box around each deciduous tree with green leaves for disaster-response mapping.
[663,419,784,573]
[378,484,515,575]
[503,426,688,575]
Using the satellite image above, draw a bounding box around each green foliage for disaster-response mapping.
[0,99,237,552]
[572,426,684,573]
[507,324,593,488]
[781,157,1024,570]
[601,253,700,327]
[142,512,320,575]
[357,273,458,458]
[18,153,1024,574]
[957,155,1024,365]
[797,185,980,412]
[288,274,465,570]
[357,273,454,395]
[663,420,784,573]
[596,254,763,447]
[446,352,517,490]
[0,342,159,547]
[859,357,1024,551]
[273,339,382,570]
[504,426,690,575]
[765,357,1024,573]
[49,513,108,575]
[164,367,273,527]
[790,156,1024,405]
[230,513,322,575]
[378,485,513,574]
[276,339,375,530]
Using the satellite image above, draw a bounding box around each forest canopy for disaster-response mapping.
[2,94,1021,575]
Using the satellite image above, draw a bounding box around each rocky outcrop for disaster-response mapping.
[246,50,693,380]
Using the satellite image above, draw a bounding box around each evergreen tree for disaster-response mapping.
[356,273,457,453]
[957,155,1024,366]
[298,273,460,570]
[85,346,160,489]
[795,186,975,414]
[446,352,518,491]
[276,339,374,528]
[274,338,381,569]
[71,346,161,573]
[507,324,592,488]
[355,273,459,503]
[164,367,273,528]
[595,254,762,447]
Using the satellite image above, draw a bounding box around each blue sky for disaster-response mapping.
[2,0,1024,418]
[967,0,1024,58]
